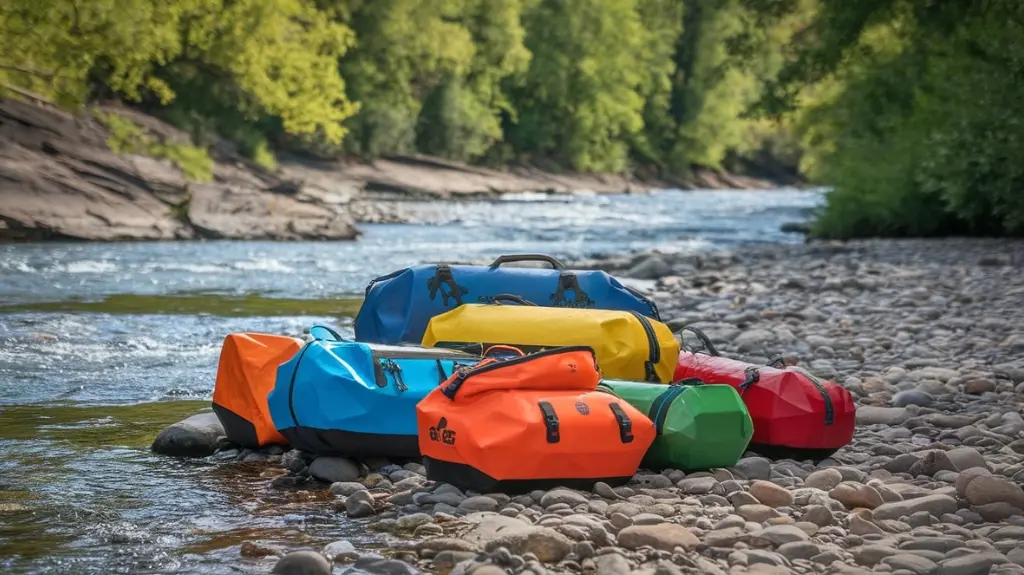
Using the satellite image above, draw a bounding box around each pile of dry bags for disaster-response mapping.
[211,253,856,493]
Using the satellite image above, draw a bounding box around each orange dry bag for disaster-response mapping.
[212,333,303,448]
[416,345,656,494]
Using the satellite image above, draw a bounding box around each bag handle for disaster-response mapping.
[676,326,721,356]
[490,294,538,306]
[483,345,526,358]
[488,254,566,270]
[309,324,348,341]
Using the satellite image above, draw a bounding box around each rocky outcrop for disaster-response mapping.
[0,98,360,242]
[1,97,793,242]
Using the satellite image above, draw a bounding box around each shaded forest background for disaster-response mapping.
[1,0,1021,238]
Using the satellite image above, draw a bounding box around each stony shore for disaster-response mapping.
[0,97,788,242]
[153,238,1024,575]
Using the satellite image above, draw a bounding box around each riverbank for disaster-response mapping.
[0,97,793,243]
[150,237,1024,575]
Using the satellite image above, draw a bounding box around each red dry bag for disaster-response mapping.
[673,327,856,459]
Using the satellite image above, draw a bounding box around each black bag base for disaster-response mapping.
[746,442,841,463]
[279,426,420,458]
[212,402,266,449]
[423,457,632,495]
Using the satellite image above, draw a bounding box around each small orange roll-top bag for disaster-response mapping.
[212,332,303,448]
[416,345,656,494]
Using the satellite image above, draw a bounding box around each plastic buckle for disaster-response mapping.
[644,361,657,382]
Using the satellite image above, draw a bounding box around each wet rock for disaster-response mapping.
[151,412,224,457]
[331,482,369,497]
[241,541,285,558]
[617,524,699,551]
[309,457,360,483]
[396,513,433,531]
[345,490,376,518]
[272,551,332,575]
[322,540,358,562]
[338,554,421,575]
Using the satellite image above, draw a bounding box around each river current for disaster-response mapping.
[0,188,822,574]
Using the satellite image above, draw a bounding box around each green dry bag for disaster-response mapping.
[596,378,753,471]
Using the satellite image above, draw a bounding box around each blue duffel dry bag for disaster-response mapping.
[267,325,480,458]
[354,253,661,344]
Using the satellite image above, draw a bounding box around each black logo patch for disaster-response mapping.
[427,266,468,307]
[429,417,456,445]
[550,274,595,309]
[575,401,590,415]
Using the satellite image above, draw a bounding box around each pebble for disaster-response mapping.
[272,551,332,575]
[345,490,375,518]
[616,524,699,551]
[804,468,844,491]
[749,480,795,508]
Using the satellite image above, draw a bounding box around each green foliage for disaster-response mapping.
[505,0,651,172]
[95,109,213,181]
[0,0,358,145]
[11,0,1019,243]
[741,0,1024,238]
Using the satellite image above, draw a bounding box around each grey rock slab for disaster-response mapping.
[881,553,939,575]
[272,551,332,575]
[857,406,909,426]
[482,526,573,563]
[873,495,957,521]
[937,553,1008,575]
[151,412,224,457]
[308,457,360,483]
[751,525,809,546]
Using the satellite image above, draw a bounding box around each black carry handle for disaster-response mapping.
[490,294,538,306]
[488,254,566,270]
[309,324,348,342]
[676,326,721,357]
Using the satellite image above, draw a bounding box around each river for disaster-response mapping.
[0,188,822,574]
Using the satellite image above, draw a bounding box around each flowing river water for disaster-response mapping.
[0,189,822,574]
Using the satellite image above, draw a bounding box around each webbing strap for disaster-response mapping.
[538,402,560,444]
[609,402,634,444]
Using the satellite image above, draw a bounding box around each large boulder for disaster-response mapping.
[151,412,224,457]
